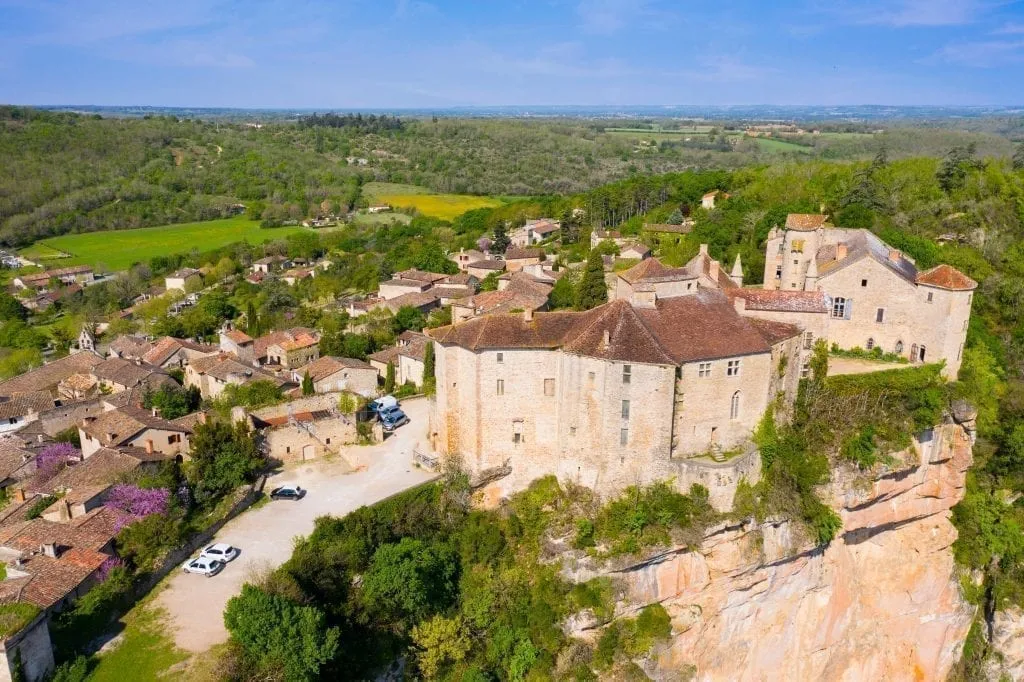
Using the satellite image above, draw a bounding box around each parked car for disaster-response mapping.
[380,407,409,431]
[200,543,239,563]
[270,484,306,500]
[368,395,398,415]
[183,556,224,577]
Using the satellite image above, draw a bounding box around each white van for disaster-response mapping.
[370,395,398,414]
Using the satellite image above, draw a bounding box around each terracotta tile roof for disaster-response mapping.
[142,337,216,366]
[71,506,131,539]
[91,358,171,389]
[454,272,551,317]
[383,291,441,311]
[190,354,284,385]
[393,269,449,284]
[431,290,774,364]
[0,550,107,609]
[294,356,373,383]
[224,329,253,345]
[0,352,103,398]
[504,247,544,261]
[0,440,35,481]
[79,406,191,447]
[617,258,694,285]
[19,265,93,284]
[277,334,319,352]
[31,448,139,495]
[440,272,477,286]
[748,317,802,345]
[815,229,918,284]
[169,268,200,279]
[257,410,334,427]
[725,289,830,313]
[380,278,430,292]
[703,190,721,199]
[530,221,561,236]
[368,332,431,365]
[0,392,54,420]
[467,259,506,271]
[107,336,154,360]
[169,411,208,431]
[915,264,978,291]
[0,517,113,554]
[785,213,830,231]
[254,328,316,360]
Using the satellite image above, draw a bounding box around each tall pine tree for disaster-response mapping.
[575,251,608,311]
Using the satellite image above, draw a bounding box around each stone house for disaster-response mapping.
[13,265,94,292]
[378,277,432,301]
[428,291,802,503]
[510,219,560,247]
[219,328,255,364]
[89,357,177,394]
[185,354,287,400]
[0,393,54,435]
[503,248,544,273]
[449,249,485,272]
[701,190,728,209]
[164,268,202,292]
[451,272,551,324]
[78,406,192,458]
[763,215,976,377]
[266,333,320,370]
[253,328,319,366]
[620,243,651,261]
[368,331,430,388]
[290,356,378,396]
[248,396,357,464]
[466,259,506,280]
[0,353,102,400]
[251,255,288,274]
[141,337,217,369]
[0,610,53,682]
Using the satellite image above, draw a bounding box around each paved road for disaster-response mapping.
[154,398,437,653]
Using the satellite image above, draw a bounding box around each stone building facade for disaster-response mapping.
[763,215,976,377]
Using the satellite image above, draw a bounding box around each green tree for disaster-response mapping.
[411,614,472,679]
[187,420,265,504]
[0,293,28,322]
[423,340,436,395]
[301,371,314,396]
[359,537,458,628]
[143,384,201,420]
[667,208,684,225]
[1014,140,1024,171]
[479,271,500,292]
[393,305,426,334]
[937,143,981,193]
[224,584,340,682]
[492,223,511,254]
[384,361,396,393]
[575,250,608,311]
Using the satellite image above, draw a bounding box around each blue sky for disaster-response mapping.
[1,0,1023,107]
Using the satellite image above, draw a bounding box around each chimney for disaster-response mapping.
[13,488,25,503]
[602,329,611,348]
[36,434,44,444]
[60,499,71,522]
[198,412,207,425]
[888,249,902,263]
[522,308,533,322]
[145,439,154,454]
[836,243,848,261]
[106,432,117,445]
[709,259,720,283]
[40,543,58,559]
[151,406,160,418]
[733,296,746,314]
[699,243,709,256]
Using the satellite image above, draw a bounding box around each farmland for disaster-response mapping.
[364,182,505,221]
[20,217,309,271]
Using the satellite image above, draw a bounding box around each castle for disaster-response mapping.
[427,215,976,504]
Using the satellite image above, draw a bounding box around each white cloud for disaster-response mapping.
[928,38,1024,66]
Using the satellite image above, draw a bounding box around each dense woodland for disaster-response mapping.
[5,109,1024,679]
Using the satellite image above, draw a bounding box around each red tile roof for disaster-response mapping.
[785,213,829,231]
[725,289,830,313]
[915,264,977,291]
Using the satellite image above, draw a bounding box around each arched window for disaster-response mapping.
[730,391,741,420]
[866,338,875,350]
[895,340,904,354]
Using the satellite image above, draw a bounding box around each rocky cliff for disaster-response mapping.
[578,423,977,681]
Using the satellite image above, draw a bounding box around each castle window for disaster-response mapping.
[778,243,785,254]
[861,279,868,287]
[803,331,814,350]
[496,352,503,363]
[927,292,933,303]
[621,400,630,419]
[513,420,523,444]
[168,434,181,445]
[730,391,741,420]
[775,266,782,279]
[866,338,875,350]
[792,259,799,266]
[622,365,631,384]
[791,239,804,253]
[800,361,810,378]
[698,362,712,377]
[727,360,741,377]
[895,340,904,354]
[544,378,555,396]
[831,297,848,319]
[876,308,885,323]
[496,379,504,396]
[620,428,629,446]
[918,345,927,362]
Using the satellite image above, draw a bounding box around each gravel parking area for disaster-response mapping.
[153,398,437,653]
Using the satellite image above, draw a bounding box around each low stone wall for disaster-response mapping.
[661,450,761,512]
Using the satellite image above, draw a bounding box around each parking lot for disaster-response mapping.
[153,398,437,653]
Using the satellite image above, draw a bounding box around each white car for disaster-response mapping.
[182,556,224,577]
[200,543,239,563]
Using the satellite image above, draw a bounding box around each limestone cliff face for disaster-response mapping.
[593,424,977,681]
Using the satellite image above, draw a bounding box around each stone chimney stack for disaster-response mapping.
[733,296,746,314]
[888,249,902,263]
[13,488,25,503]
[602,329,611,348]
[145,439,154,454]
[522,308,533,322]
[709,258,720,283]
[836,243,848,261]
[699,243,709,257]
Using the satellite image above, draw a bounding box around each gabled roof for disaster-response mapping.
[785,213,829,231]
[505,247,545,261]
[0,392,54,420]
[91,357,172,389]
[107,335,154,360]
[466,259,506,271]
[725,289,830,313]
[142,337,216,366]
[0,352,102,398]
[815,229,918,284]
[79,406,191,447]
[393,269,449,284]
[915,264,978,291]
[294,356,373,383]
[32,448,142,494]
[618,258,692,285]
[223,329,253,345]
[254,328,317,359]
[169,268,201,279]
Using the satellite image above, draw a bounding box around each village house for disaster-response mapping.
[253,328,319,367]
[89,357,177,394]
[291,356,378,396]
[219,327,255,364]
[763,214,976,377]
[368,331,430,388]
[246,395,357,464]
[281,268,314,286]
[449,249,485,272]
[620,243,652,261]
[78,406,192,458]
[265,332,320,370]
[13,266,94,292]
[503,247,545,274]
[164,268,202,292]
[0,393,54,435]
[466,259,506,280]
[701,190,729,209]
[185,354,288,400]
[511,219,560,247]
[0,352,103,400]
[451,272,552,324]
[141,337,217,369]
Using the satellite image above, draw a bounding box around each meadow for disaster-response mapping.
[364,181,505,221]
[20,218,309,271]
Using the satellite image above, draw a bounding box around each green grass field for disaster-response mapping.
[362,182,433,198]
[754,137,814,154]
[23,218,309,271]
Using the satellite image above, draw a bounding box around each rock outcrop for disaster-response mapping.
[596,424,976,681]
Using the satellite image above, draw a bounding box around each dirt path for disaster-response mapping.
[153,399,437,653]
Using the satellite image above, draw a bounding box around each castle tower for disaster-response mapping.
[804,257,818,291]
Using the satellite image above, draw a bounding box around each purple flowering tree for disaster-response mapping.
[477,237,492,254]
[105,485,170,529]
[34,443,80,483]
[97,557,124,582]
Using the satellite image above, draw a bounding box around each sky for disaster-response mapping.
[1,0,1023,108]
